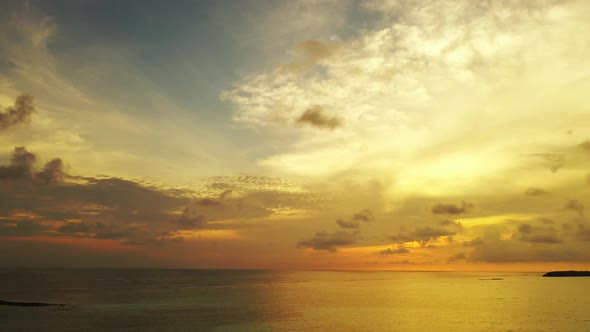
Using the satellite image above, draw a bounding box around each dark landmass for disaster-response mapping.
[479,278,504,280]
[0,300,66,310]
[543,271,590,277]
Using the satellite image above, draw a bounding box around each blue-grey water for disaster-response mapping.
[0,269,589,331]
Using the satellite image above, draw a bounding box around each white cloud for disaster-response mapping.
[223,0,590,200]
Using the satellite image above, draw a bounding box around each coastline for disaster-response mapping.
[543,271,590,277]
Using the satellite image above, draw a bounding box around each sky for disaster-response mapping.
[0,0,589,271]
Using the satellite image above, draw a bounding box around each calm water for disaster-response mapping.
[0,269,589,331]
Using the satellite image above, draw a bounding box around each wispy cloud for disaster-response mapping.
[564,200,585,216]
[431,202,474,215]
[297,230,359,251]
[379,246,409,255]
[390,220,462,247]
[525,187,546,196]
[335,209,374,228]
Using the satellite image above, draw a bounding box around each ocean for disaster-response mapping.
[0,269,588,331]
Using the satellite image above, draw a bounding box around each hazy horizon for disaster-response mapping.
[0,266,570,274]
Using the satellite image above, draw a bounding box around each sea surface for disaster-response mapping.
[0,269,589,331]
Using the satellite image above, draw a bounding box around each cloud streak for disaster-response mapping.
[525,187,546,196]
[297,230,358,251]
[336,219,359,229]
[379,246,409,255]
[431,202,473,215]
[390,220,462,247]
[564,200,584,216]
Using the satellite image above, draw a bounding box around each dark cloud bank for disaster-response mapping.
[0,146,315,247]
[0,146,190,245]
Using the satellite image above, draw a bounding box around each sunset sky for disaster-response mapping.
[1,0,589,271]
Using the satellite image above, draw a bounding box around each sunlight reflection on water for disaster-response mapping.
[0,269,589,331]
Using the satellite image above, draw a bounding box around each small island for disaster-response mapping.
[543,271,590,277]
[0,299,59,307]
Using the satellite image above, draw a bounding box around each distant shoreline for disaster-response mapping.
[0,300,63,307]
[543,271,590,277]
